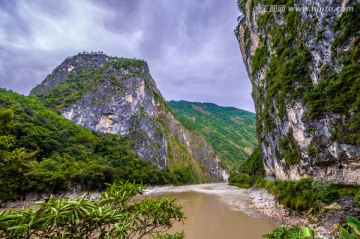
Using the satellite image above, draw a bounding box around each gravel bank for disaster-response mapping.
[246,187,332,238]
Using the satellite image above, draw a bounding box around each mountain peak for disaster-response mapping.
[30,53,226,182]
[30,52,146,96]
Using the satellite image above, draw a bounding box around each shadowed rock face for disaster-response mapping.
[31,52,226,182]
[235,1,359,183]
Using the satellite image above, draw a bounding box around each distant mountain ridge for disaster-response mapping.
[167,100,257,171]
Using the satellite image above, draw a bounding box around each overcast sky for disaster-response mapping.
[0,0,254,112]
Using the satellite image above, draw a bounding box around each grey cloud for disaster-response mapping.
[0,0,254,112]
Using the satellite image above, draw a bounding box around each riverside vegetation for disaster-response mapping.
[229,148,360,238]
[0,181,185,239]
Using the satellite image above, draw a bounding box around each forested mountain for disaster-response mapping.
[167,100,257,171]
[0,89,176,202]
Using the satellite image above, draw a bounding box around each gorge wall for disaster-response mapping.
[235,0,359,182]
[31,52,226,182]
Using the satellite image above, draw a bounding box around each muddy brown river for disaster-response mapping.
[143,183,278,239]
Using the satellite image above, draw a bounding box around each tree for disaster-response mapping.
[0,181,185,239]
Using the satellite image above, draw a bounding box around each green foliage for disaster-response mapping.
[172,166,200,184]
[337,216,360,239]
[245,1,359,157]
[0,108,13,135]
[251,45,268,78]
[36,57,146,111]
[237,0,246,13]
[231,176,360,214]
[0,181,185,239]
[228,147,265,188]
[0,89,192,202]
[264,216,360,239]
[331,4,360,51]
[237,146,265,177]
[228,173,256,189]
[244,26,251,52]
[265,179,360,214]
[278,128,301,165]
[167,100,257,171]
[265,179,337,213]
[305,4,359,144]
[263,225,319,239]
[304,4,360,144]
[249,3,313,149]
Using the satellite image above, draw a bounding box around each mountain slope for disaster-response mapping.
[235,0,359,182]
[31,52,226,182]
[167,100,257,171]
[0,89,179,202]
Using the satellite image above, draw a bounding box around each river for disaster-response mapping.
[142,183,278,239]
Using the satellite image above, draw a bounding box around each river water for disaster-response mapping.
[143,183,278,239]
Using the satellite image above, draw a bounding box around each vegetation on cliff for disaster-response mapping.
[33,57,148,112]
[235,0,360,237]
[167,100,257,171]
[304,3,360,144]
[236,0,360,181]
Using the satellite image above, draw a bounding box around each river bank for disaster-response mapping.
[246,187,336,238]
[3,183,355,239]
[0,190,102,209]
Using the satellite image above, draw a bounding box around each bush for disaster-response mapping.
[264,216,360,239]
[230,175,360,214]
[263,225,318,239]
[0,181,185,239]
[264,179,340,213]
[228,173,256,188]
[237,146,265,177]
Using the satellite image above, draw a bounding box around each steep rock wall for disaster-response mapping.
[235,0,359,183]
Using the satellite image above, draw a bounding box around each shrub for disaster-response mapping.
[0,181,185,239]
[263,225,318,239]
[228,173,255,188]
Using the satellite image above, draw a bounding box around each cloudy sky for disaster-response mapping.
[0,0,254,112]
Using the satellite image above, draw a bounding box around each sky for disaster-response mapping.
[0,0,254,112]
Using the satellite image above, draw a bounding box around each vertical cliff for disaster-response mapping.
[31,52,226,182]
[235,0,359,182]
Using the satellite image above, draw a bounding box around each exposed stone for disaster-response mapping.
[235,1,360,183]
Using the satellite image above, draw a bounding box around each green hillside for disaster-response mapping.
[0,89,186,202]
[167,101,257,170]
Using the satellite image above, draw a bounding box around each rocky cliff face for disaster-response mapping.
[31,52,226,182]
[235,0,359,183]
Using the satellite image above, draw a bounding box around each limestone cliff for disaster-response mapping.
[31,52,226,182]
[235,0,359,182]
